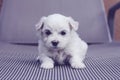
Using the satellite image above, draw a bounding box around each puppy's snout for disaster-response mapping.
[51,41,59,47]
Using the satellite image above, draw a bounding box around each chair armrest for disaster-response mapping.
[108,2,120,39]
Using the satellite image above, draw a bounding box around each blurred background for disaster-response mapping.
[104,0,120,41]
[0,0,119,41]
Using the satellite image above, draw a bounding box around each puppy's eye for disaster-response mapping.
[60,31,66,36]
[45,30,52,36]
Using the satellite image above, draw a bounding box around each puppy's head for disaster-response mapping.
[36,14,79,50]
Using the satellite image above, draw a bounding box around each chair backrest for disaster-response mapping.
[0,0,111,43]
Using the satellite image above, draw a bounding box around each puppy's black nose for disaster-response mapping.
[51,41,59,47]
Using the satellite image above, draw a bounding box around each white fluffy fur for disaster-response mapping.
[36,14,88,69]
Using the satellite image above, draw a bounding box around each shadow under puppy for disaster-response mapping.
[36,14,88,69]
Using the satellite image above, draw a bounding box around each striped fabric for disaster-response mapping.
[0,42,120,80]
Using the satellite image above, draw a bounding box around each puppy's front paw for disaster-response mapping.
[41,62,54,69]
[70,62,86,69]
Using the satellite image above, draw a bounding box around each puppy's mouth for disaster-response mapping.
[50,46,59,50]
[49,46,63,51]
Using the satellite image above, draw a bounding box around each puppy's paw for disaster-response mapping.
[70,62,86,69]
[41,62,54,69]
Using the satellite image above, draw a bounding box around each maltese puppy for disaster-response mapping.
[36,14,88,69]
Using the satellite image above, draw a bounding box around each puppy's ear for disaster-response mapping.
[67,17,79,31]
[35,17,46,31]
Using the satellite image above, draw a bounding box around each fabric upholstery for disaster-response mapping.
[0,0,111,43]
[0,42,120,80]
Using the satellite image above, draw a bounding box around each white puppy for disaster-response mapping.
[36,14,88,69]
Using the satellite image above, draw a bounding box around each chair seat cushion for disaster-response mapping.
[0,42,120,80]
